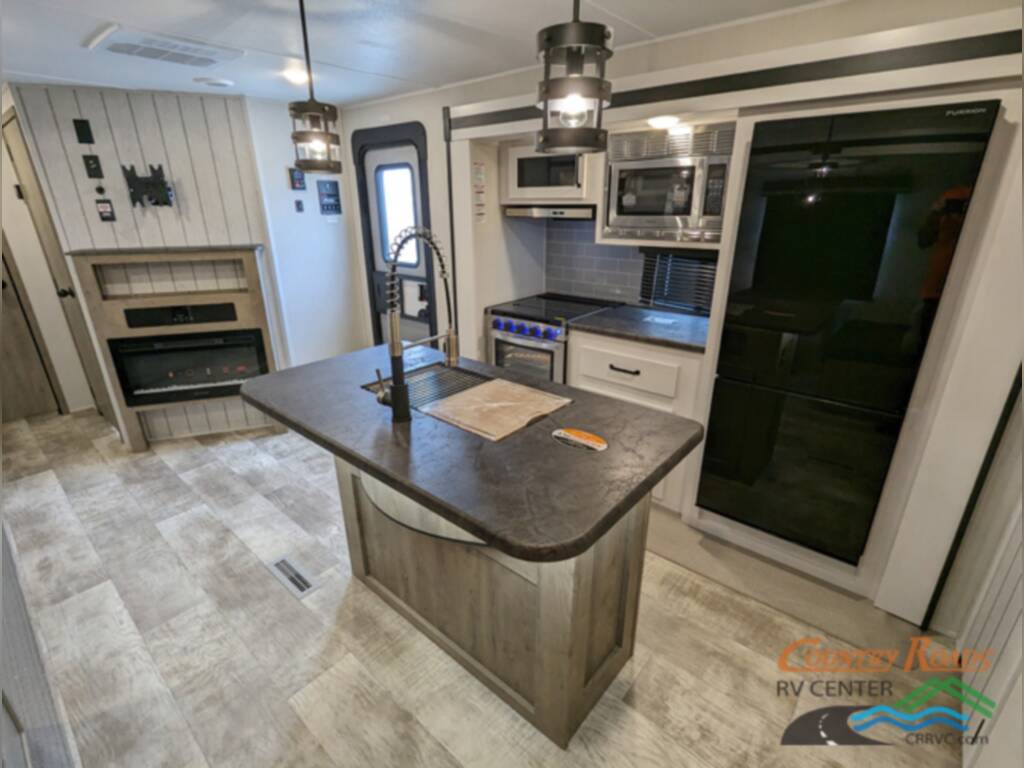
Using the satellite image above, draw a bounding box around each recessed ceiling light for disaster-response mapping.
[647,115,680,130]
[282,66,309,85]
[193,76,234,88]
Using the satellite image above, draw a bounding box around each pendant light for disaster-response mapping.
[288,0,341,174]
[535,0,613,154]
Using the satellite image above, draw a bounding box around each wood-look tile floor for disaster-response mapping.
[2,411,958,768]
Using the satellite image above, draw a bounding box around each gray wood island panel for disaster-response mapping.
[241,344,703,746]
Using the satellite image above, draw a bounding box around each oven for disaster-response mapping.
[109,329,268,407]
[487,323,566,384]
[604,123,734,243]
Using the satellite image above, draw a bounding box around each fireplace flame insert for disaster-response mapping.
[109,329,268,407]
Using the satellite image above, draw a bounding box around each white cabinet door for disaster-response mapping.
[567,330,703,510]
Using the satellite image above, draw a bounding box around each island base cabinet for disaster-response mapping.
[335,458,651,748]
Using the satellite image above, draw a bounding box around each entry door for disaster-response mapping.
[2,255,59,421]
[353,123,435,346]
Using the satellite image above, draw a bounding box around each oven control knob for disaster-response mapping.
[491,318,502,329]
[515,323,527,335]
[542,328,557,340]
[529,326,541,337]
[503,320,515,332]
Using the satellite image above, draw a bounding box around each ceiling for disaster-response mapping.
[1,0,826,105]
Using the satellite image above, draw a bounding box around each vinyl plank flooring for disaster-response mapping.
[3,413,959,768]
[27,413,95,463]
[144,601,335,768]
[49,447,116,497]
[209,493,339,579]
[124,471,206,523]
[642,552,819,662]
[104,539,208,634]
[202,436,295,496]
[570,693,715,768]
[157,508,346,696]
[622,653,781,768]
[35,581,208,768]
[290,652,462,768]
[636,594,802,729]
[68,410,116,442]
[178,460,259,510]
[2,471,107,609]
[2,420,50,481]
[266,481,347,553]
[55,466,210,635]
[150,437,216,474]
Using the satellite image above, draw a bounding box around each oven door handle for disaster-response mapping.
[490,330,560,351]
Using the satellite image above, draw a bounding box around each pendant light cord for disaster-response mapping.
[572,0,580,22]
[298,0,316,100]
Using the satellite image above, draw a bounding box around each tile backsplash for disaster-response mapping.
[544,220,643,301]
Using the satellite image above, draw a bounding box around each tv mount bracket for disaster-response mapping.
[122,164,174,207]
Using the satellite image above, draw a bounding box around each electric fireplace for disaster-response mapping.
[109,329,268,407]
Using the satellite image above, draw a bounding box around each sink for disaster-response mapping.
[363,364,491,411]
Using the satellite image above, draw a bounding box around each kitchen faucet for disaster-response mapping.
[376,226,458,422]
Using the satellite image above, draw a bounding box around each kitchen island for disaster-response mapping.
[241,344,703,747]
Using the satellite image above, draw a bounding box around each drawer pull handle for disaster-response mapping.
[609,364,641,376]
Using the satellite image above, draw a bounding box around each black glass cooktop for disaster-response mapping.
[488,293,622,324]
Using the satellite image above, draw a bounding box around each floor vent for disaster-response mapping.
[271,557,318,599]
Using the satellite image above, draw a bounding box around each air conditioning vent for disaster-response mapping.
[608,123,736,162]
[98,30,244,68]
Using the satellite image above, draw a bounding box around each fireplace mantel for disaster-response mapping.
[71,245,280,451]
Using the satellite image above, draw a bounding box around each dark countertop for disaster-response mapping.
[240,344,703,562]
[569,305,709,352]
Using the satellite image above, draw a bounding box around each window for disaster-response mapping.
[376,163,419,266]
[639,248,717,316]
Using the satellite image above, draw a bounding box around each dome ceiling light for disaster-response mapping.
[647,115,679,130]
[535,0,613,154]
[288,0,341,174]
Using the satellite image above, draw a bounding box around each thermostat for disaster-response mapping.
[317,179,341,215]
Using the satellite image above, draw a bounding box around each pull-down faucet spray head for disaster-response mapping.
[382,227,458,422]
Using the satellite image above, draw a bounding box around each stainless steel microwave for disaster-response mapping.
[604,123,735,243]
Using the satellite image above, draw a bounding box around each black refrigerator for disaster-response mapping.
[697,100,1000,565]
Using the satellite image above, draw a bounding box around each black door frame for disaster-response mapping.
[351,122,435,345]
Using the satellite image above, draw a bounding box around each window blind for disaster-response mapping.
[639,248,717,316]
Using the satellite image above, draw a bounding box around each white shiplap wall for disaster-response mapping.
[11,85,268,252]
[96,258,247,297]
[11,84,289,438]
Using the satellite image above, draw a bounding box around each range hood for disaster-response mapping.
[503,206,594,220]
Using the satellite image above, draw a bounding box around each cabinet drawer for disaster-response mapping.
[578,344,679,399]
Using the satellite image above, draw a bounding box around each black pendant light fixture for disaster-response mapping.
[535,0,613,154]
[288,0,341,174]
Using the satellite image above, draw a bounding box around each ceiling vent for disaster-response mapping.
[95,28,244,68]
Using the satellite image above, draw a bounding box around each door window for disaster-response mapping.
[376,163,419,266]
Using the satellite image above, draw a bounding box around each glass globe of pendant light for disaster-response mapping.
[535,0,613,154]
[288,0,341,174]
